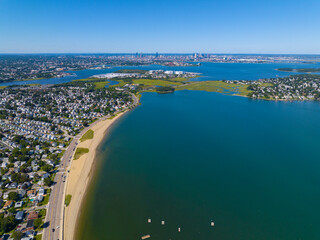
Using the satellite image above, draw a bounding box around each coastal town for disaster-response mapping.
[0,81,137,239]
[225,74,320,100]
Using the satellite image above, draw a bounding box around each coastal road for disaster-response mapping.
[43,136,79,240]
[43,94,138,240]
[43,115,111,240]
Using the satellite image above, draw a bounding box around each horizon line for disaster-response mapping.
[1,52,320,56]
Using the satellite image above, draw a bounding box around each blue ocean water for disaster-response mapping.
[78,90,320,240]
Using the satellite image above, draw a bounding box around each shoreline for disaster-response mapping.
[63,110,130,240]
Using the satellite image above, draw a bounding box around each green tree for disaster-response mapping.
[33,218,43,229]
[0,215,17,233]
[12,230,23,240]
[8,192,18,201]
[44,178,53,187]
[42,164,52,173]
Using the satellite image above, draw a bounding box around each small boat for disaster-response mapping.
[141,235,151,240]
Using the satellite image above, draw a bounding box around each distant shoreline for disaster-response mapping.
[276,67,320,73]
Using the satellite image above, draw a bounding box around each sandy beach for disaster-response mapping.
[64,111,128,240]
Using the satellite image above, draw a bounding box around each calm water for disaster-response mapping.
[2,62,320,86]
[78,90,320,240]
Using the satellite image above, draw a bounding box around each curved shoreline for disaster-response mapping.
[63,111,130,240]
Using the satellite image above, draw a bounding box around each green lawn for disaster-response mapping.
[65,194,72,206]
[34,234,42,240]
[39,194,50,206]
[133,79,183,87]
[93,81,110,89]
[175,80,252,96]
[74,148,89,160]
[38,208,47,218]
[80,129,94,142]
[112,78,186,89]
[0,86,6,89]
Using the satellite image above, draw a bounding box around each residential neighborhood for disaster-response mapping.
[225,74,320,100]
[0,82,136,239]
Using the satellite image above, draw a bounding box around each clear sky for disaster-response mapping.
[0,0,320,54]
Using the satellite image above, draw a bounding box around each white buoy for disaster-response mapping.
[211,221,215,227]
[161,221,165,225]
[148,219,151,223]
[178,227,181,232]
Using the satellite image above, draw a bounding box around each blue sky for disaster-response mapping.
[0,0,320,53]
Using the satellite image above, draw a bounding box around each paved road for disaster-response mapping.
[43,94,138,240]
[42,135,79,240]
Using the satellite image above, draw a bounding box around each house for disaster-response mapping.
[15,211,24,220]
[8,182,17,189]
[46,160,55,166]
[3,192,9,199]
[27,189,36,199]
[3,200,13,209]
[33,166,39,171]
[1,162,8,168]
[27,211,38,220]
[21,237,33,240]
[37,195,43,202]
[18,189,26,198]
[24,230,35,238]
[24,219,34,232]
[15,201,23,208]
[41,173,50,180]
[38,188,45,195]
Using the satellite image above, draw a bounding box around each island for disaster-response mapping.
[277,68,320,73]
